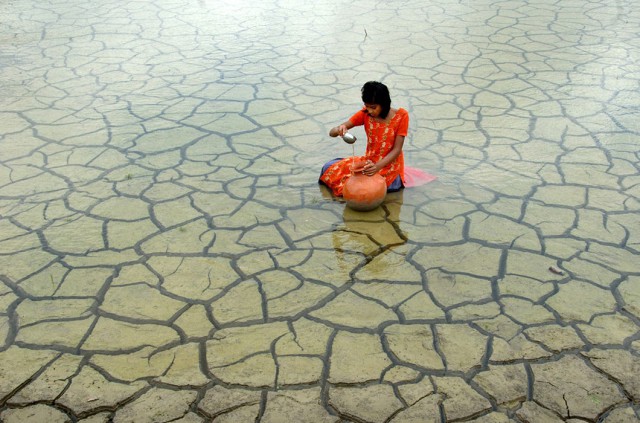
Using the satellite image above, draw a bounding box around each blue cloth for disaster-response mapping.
[319,158,403,192]
[388,173,404,192]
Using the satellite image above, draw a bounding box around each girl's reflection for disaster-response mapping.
[329,190,407,262]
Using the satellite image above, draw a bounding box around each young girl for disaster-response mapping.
[319,81,407,196]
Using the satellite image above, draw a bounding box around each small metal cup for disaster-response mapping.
[342,133,357,144]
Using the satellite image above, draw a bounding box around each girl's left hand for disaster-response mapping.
[362,160,379,176]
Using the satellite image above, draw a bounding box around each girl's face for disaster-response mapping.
[364,103,382,118]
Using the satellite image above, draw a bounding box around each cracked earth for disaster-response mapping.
[0,0,639,421]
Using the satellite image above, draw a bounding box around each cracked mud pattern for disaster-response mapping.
[1,0,639,421]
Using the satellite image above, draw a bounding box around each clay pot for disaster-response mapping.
[343,159,387,211]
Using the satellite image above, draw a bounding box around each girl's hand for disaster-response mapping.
[329,124,349,137]
[362,160,379,176]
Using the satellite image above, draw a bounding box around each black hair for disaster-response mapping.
[361,81,391,119]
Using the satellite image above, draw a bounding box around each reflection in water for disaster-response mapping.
[330,189,407,271]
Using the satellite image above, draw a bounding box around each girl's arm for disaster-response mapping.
[329,121,354,137]
[363,135,405,175]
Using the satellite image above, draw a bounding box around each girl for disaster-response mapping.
[319,81,406,196]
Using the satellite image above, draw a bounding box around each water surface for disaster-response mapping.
[0,0,639,421]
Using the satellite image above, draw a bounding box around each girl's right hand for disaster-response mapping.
[329,124,348,137]
[330,122,351,137]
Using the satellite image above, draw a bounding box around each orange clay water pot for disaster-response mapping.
[343,159,387,211]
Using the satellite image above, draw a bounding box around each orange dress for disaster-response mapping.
[320,108,408,196]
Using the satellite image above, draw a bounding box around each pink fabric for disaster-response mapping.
[404,166,437,187]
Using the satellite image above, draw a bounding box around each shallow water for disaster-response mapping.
[0,0,639,421]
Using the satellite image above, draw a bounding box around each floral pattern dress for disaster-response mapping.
[320,107,408,196]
